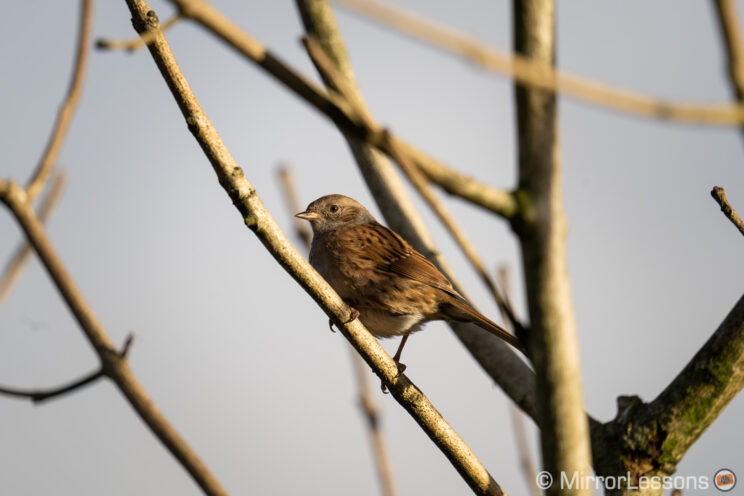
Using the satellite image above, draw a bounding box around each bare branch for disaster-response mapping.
[0,370,104,403]
[513,1,593,493]
[498,267,540,496]
[277,166,313,246]
[0,180,228,496]
[0,172,66,307]
[277,165,398,496]
[121,3,507,494]
[645,294,744,468]
[711,186,744,237]
[350,351,399,496]
[163,0,517,218]
[96,13,182,52]
[0,333,135,404]
[333,0,744,126]
[25,0,93,202]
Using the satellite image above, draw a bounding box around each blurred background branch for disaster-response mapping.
[333,0,744,125]
[277,165,398,496]
[0,172,66,307]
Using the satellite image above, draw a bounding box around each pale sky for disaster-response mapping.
[1,1,743,495]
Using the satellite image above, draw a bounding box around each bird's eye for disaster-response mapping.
[329,205,340,213]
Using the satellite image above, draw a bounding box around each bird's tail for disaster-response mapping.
[443,298,527,355]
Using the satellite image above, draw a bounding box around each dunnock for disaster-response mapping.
[296,194,526,367]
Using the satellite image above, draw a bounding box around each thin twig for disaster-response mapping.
[277,165,398,496]
[121,3,506,493]
[713,0,744,148]
[25,0,93,202]
[96,13,183,52]
[711,186,744,237]
[351,351,398,496]
[0,370,104,403]
[498,267,540,496]
[0,172,66,307]
[277,166,313,247]
[163,0,517,218]
[0,333,134,404]
[332,0,744,126]
[0,179,228,496]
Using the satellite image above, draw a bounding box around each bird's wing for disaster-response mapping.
[337,223,465,301]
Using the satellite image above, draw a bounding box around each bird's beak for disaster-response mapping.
[295,210,321,221]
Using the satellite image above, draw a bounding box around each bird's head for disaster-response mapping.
[295,194,376,235]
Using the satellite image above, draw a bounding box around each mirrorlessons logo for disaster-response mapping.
[714,469,736,492]
[533,468,737,492]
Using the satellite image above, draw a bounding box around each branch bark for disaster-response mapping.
[512,1,593,494]
[0,180,228,496]
[120,2,508,494]
[711,186,744,237]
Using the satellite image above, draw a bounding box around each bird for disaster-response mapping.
[295,194,526,370]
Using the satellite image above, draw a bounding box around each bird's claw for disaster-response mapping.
[380,361,407,394]
[328,308,359,332]
[346,307,360,323]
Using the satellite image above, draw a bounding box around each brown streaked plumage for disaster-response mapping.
[296,194,526,365]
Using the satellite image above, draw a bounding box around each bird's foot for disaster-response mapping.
[346,307,360,323]
[380,361,407,394]
[328,308,360,333]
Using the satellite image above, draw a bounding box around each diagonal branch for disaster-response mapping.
[0,172,66,307]
[592,294,744,485]
[711,186,744,237]
[333,0,744,126]
[121,3,507,494]
[26,0,93,203]
[0,180,228,496]
[643,294,744,469]
[162,0,517,218]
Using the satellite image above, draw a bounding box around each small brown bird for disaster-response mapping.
[296,194,525,368]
